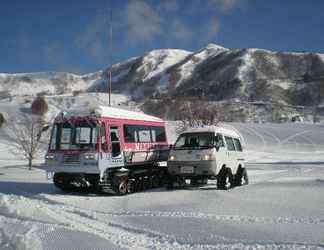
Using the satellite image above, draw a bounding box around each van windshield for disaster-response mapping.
[173,132,215,150]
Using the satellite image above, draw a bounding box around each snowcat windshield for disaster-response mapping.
[49,120,99,151]
[173,132,215,150]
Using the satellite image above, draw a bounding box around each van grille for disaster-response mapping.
[63,154,80,164]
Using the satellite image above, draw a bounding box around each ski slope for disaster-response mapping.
[1,122,324,249]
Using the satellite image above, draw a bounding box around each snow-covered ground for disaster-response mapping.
[1,120,324,249]
[0,163,324,249]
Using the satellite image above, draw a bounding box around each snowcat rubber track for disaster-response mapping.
[99,167,166,195]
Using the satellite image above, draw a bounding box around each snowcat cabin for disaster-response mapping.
[167,127,248,190]
[45,106,169,195]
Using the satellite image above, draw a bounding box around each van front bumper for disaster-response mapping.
[167,161,217,177]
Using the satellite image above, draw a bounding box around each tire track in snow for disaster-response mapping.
[0,193,185,249]
[34,191,324,227]
[242,126,267,151]
[80,209,324,226]
[0,215,43,250]
[2,190,324,250]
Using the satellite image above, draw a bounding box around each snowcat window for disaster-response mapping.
[53,121,98,150]
[100,124,108,151]
[76,127,91,144]
[124,125,166,143]
[101,124,106,144]
[225,136,236,151]
[174,133,214,150]
[110,126,121,157]
[49,125,58,150]
[151,126,166,142]
[138,128,151,142]
[124,125,138,142]
[60,127,72,149]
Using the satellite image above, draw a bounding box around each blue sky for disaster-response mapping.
[1,0,324,74]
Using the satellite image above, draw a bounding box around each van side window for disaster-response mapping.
[215,133,224,147]
[225,136,236,151]
[233,138,242,151]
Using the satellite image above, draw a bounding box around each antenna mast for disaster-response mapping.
[108,9,113,106]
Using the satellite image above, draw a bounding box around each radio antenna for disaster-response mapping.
[108,9,113,106]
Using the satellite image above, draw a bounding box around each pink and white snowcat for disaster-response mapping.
[45,106,169,195]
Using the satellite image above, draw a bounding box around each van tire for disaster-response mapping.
[235,167,249,186]
[217,168,234,190]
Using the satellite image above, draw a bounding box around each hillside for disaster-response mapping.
[1,44,324,122]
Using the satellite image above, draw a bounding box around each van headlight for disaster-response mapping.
[201,154,214,161]
[84,153,97,160]
[168,155,176,161]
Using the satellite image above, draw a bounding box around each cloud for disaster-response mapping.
[123,0,163,45]
[44,41,63,65]
[43,41,84,73]
[73,13,108,62]
[159,0,179,12]
[208,0,248,12]
[197,17,221,45]
[170,19,193,43]
[205,17,220,41]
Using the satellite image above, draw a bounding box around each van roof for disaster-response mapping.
[61,105,163,123]
[181,126,240,138]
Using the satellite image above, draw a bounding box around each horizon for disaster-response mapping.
[1,42,323,76]
[1,0,324,74]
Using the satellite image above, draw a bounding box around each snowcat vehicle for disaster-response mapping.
[167,127,248,189]
[45,106,169,195]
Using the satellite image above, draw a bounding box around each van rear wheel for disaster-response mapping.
[217,168,234,190]
[235,168,249,186]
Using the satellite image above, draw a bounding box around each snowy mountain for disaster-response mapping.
[0,71,105,97]
[1,44,324,121]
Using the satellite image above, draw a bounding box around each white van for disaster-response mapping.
[167,126,248,189]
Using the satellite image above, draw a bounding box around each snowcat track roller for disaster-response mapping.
[100,168,167,195]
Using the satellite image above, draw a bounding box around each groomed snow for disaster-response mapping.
[0,163,324,249]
